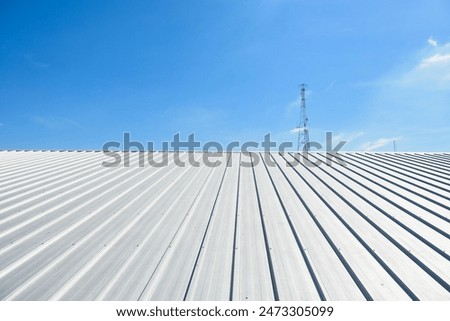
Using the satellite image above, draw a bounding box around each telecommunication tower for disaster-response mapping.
[297,83,310,151]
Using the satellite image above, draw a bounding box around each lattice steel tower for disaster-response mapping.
[297,83,310,151]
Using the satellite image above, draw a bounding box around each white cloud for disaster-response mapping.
[333,131,364,143]
[427,36,438,47]
[360,137,400,152]
[359,40,450,89]
[419,53,450,68]
[323,80,336,92]
[32,116,80,130]
[172,106,222,130]
[24,54,50,68]
[286,99,300,113]
[285,88,312,115]
[290,127,305,134]
[349,38,450,151]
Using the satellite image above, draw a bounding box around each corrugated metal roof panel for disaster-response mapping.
[0,151,449,301]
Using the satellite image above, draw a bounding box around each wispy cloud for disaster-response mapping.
[419,53,450,68]
[32,116,80,130]
[185,107,220,128]
[290,127,306,134]
[360,137,400,152]
[333,131,364,143]
[356,39,450,151]
[24,54,50,68]
[355,39,450,89]
[323,80,336,92]
[285,88,312,116]
[427,36,438,47]
[395,41,450,89]
[286,99,300,113]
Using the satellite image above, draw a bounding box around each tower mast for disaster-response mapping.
[297,84,310,151]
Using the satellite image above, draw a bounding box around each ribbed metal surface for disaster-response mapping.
[0,151,449,301]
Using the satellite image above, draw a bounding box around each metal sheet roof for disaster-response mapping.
[0,151,449,301]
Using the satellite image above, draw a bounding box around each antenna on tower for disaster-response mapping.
[297,83,310,151]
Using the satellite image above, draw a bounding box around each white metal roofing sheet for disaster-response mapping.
[0,151,449,301]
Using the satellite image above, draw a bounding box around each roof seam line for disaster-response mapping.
[281,153,419,301]
[260,153,326,301]
[183,156,231,300]
[312,153,450,250]
[273,153,373,301]
[229,153,241,301]
[290,152,450,293]
[353,152,450,222]
[251,152,279,301]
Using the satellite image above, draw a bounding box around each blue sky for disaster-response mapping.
[1,0,449,151]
